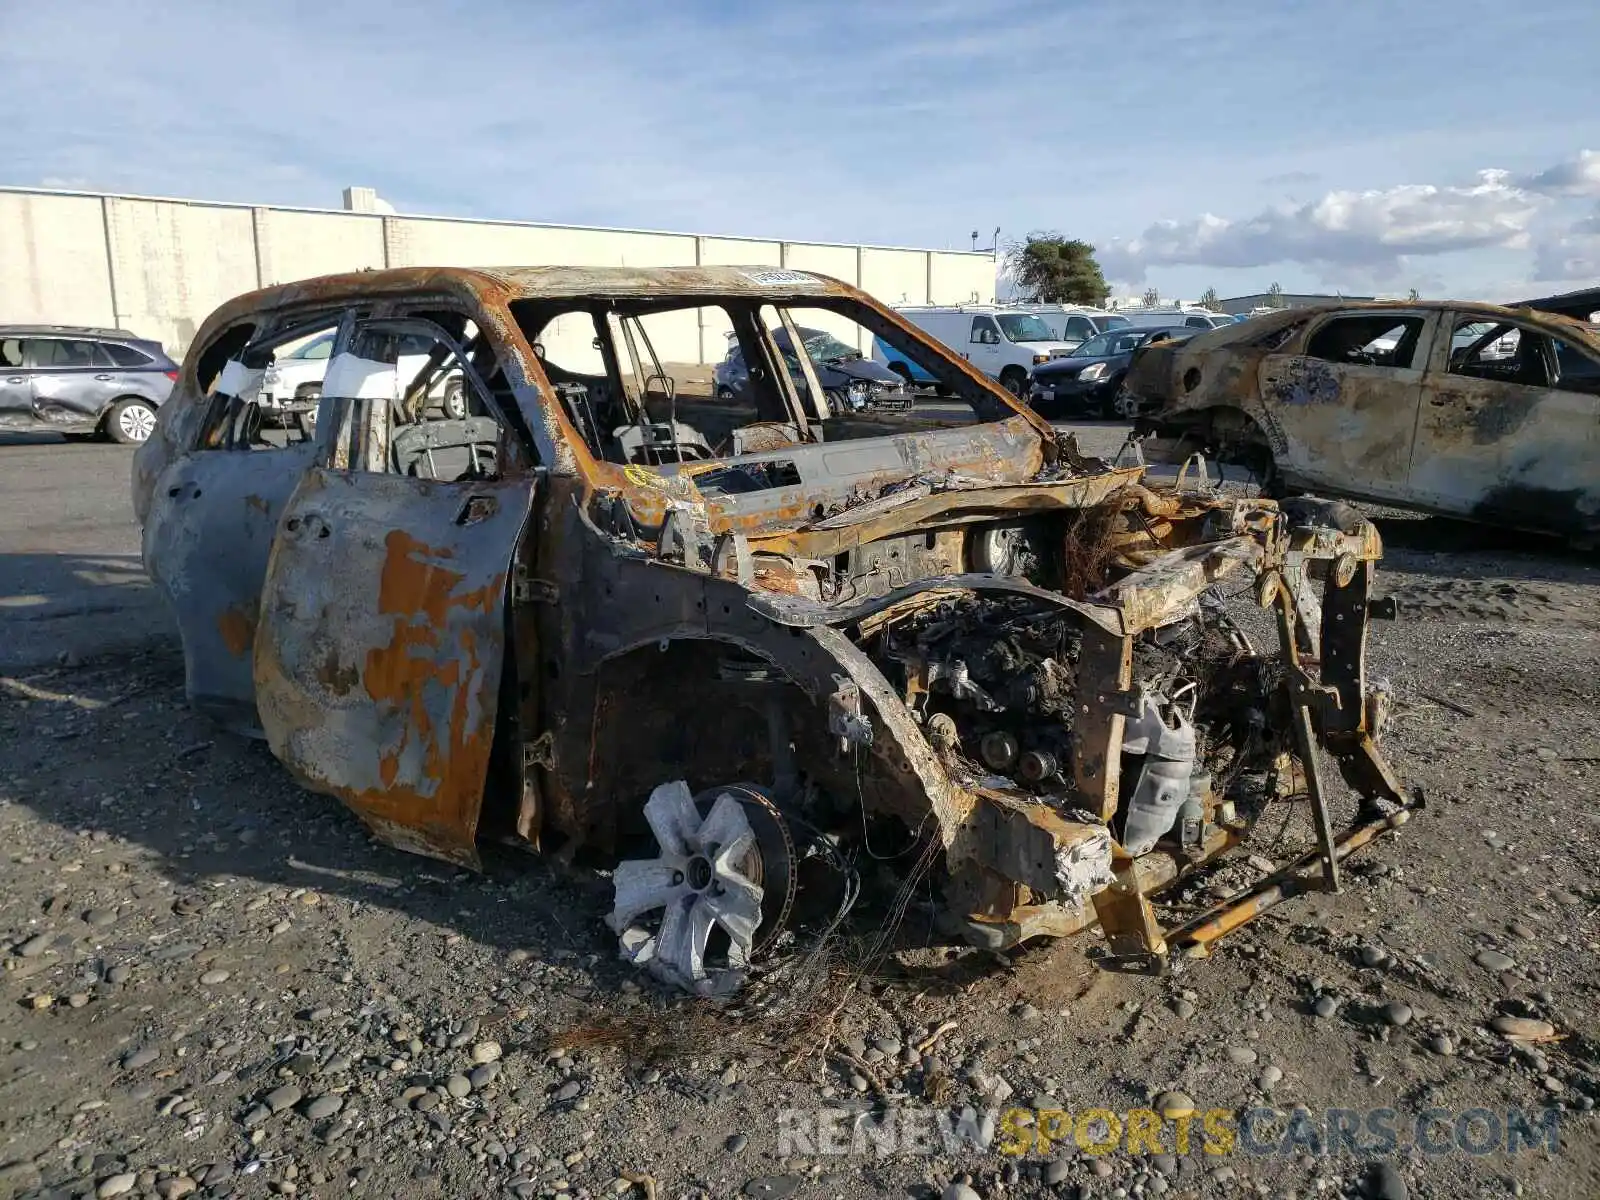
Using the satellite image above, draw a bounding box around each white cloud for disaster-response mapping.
[1517,150,1600,198]
[1534,205,1600,282]
[1099,170,1540,284]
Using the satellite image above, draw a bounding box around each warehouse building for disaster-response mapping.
[1215,291,1376,315]
[0,185,997,364]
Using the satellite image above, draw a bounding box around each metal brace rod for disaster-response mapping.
[1272,574,1341,893]
[1165,796,1420,955]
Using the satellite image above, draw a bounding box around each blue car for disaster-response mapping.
[716,327,912,412]
[870,335,952,395]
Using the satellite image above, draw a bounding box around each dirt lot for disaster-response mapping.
[1,429,1597,1200]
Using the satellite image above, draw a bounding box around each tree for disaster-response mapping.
[1199,286,1220,311]
[1266,281,1285,309]
[1004,234,1109,305]
[1407,287,1420,302]
[1141,287,1161,308]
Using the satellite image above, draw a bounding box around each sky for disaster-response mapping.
[4,0,1599,303]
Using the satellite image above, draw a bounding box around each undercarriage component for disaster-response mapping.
[827,675,872,750]
[967,519,1048,579]
[607,781,794,996]
[1166,791,1424,956]
[979,730,1020,772]
[1118,694,1198,855]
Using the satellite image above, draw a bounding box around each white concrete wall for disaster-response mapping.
[930,253,995,306]
[782,243,865,351]
[103,197,260,350]
[860,248,930,310]
[257,209,385,286]
[697,237,781,267]
[784,242,857,284]
[384,217,697,270]
[0,187,996,364]
[0,192,116,328]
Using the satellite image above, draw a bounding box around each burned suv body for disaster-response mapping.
[134,267,1416,994]
[1121,300,1600,540]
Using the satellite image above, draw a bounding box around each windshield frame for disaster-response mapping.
[507,290,1054,484]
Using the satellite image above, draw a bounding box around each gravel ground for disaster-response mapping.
[1,431,1597,1200]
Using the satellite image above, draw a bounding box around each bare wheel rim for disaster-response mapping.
[118,403,155,441]
[607,781,792,995]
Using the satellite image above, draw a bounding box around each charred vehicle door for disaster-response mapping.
[1409,314,1600,534]
[1257,310,1433,498]
[140,316,333,733]
[253,315,537,869]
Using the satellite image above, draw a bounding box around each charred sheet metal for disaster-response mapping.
[253,469,533,868]
[1408,381,1600,535]
[1089,537,1261,636]
[748,574,1124,637]
[952,792,1114,902]
[141,441,316,733]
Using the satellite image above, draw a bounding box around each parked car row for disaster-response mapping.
[863,304,1242,401]
[0,325,176,442]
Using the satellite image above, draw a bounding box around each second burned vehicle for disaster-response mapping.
[1121,300,1600,542]
[134,266,1418,994]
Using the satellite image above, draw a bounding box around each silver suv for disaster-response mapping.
[0,326,177,443]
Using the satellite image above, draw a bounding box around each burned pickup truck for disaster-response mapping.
[1120,300,1600,543]
[133,266,1418,994]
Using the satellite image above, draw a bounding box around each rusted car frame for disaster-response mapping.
[1122,299,1600,541]
[136,266,1419,993]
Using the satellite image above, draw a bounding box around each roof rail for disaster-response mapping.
[0,323,143,338]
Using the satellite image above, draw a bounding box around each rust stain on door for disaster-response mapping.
[351,531,505,855]
[216,607,257,658]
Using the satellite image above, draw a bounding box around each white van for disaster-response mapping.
[880,305,1076,396]
[1120,308,1236,332]
[1011,304,1132,348]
